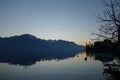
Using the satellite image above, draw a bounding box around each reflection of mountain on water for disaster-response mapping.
[0,34,85,66]
[86,52,120,80]
[0,51,82,66]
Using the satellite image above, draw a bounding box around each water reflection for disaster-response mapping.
[0,50,83,66]
[1,51,119,80]
[86,52,120,80]
[0,52,105,80]
[0,51,120,80]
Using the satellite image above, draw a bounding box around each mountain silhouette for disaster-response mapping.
[0,34,84,66]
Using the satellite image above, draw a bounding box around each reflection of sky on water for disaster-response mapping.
[0,52,105,80]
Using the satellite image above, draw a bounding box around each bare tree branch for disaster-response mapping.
[93,0,120,43]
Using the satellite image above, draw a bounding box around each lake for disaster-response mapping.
[0,52,118,80]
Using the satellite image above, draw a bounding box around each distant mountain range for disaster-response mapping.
[0,34,84,52]
[0,34,85,66]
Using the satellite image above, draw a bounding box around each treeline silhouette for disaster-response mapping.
[0,34,84,66]
[86,39,120,54]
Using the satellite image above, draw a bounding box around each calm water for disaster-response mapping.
[0,52,114,80]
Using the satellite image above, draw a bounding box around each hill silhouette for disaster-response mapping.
[0,34,84,66]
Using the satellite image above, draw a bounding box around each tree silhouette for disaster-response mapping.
[93,0,120,43]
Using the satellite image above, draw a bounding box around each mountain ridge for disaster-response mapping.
[0,34,83,46]
[0,34,85,66]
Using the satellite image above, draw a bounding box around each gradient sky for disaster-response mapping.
[0,0,104,45]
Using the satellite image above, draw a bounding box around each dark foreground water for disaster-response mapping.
[0,52,119,80]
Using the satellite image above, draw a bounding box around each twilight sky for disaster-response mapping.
[0,0,104,45]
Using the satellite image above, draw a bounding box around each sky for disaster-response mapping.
[0,0,104,45]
